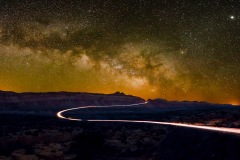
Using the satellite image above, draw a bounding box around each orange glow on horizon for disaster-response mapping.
[0,86,238,106]
[230,102,240,106]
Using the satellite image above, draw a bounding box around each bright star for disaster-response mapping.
[230,15,235,20]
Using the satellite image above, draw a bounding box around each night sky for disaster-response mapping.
[0,0,239,104]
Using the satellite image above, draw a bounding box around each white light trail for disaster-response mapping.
[56,102,240,134]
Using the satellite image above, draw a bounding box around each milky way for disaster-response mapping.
[0,0,239,104]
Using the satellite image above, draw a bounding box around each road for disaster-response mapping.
[56,102,240,134]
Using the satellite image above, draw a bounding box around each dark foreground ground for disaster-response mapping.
[0,91,240,160]
[0,113,240,160]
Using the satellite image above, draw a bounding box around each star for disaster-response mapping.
[230,15,235,20]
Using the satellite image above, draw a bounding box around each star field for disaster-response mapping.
[0,0,239,104]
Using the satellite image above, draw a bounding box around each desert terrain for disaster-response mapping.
[0,91,240,160]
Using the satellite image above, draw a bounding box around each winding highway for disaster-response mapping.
[57,102,240,134]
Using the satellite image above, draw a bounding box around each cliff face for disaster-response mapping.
[0,91,144,112]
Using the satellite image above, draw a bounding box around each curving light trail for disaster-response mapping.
[57,102,240,134]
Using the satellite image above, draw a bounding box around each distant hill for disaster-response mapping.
[0,91,144,112]
[147,98,235,108]
[0,90,237,114]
